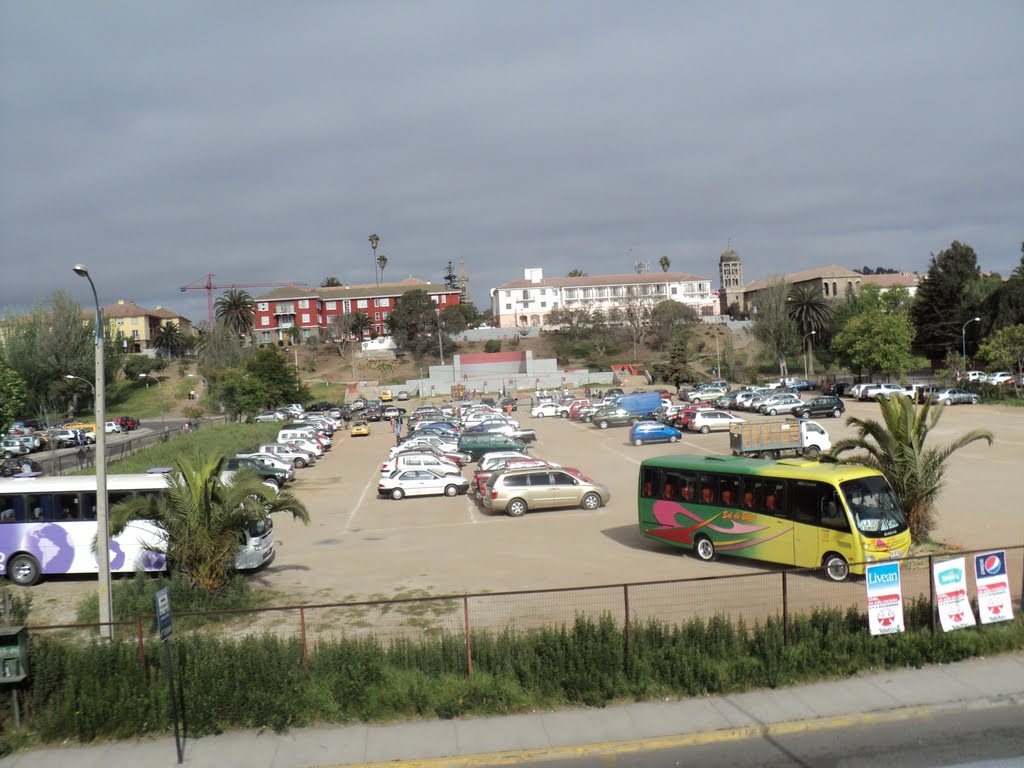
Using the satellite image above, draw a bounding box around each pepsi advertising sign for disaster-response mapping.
[974,551,1014,625]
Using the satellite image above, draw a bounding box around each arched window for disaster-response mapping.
[833,282,838,296]
[823,282,830,297]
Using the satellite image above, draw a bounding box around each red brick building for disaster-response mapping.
[253,278,461,344]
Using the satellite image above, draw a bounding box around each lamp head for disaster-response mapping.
[139,373,148,379]
[973,316,980,322]
[65,374,76,380]
[72,264,89,277]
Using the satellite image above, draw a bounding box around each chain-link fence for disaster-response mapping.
[28,544,1023,674]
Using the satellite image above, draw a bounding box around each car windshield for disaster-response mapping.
[840,476,908,537]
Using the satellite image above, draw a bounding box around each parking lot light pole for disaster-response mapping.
[73,264,113,641]
[962,316,980,372]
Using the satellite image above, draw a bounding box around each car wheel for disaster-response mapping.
[832,408,842,418]
[804,445,820,458]
[768,408,778,416]
[560,411,569,418]
[629,418,640,426]
[444,484,459,497]
[668,435,678,443]
[598,420,609,429]
[633,438,643,446]
[537,411,546,417]
[823,553,849,582]
[390,488,405,500]
[2,452,12,459]
[506,498,527,517]
[8,553,41,587]
[581,492,601,511]
[699,425,710,434]
[970,396,979,404]
[694,534,715,562]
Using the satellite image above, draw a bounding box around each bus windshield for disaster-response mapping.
[840,476,907,536]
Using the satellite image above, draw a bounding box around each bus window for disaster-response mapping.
[763,479,786,517]
[742,480,764,511]
[719,477,740,508]
[25,494,48,521]
[680,472,696,501]
[54,493,81,521]
[790,481,819,526]
[662,473,678,501]
[641,467,659,498]
[698,475,717,505]
[819,487,849,532]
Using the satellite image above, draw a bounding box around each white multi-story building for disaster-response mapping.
[490,268,719,328]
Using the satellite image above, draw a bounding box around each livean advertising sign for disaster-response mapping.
[974,551,1014,625]
[933,557,976,632]
[866,562,905,636]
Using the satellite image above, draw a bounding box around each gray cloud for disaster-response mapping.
[2,1,1022,323]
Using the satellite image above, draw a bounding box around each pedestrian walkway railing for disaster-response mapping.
[27,544,1024,673]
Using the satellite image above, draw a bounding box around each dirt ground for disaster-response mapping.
[24,393,1022,626]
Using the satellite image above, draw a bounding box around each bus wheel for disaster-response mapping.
[823,553,849,582]
[694,535,716,562]
[8,554,41,587]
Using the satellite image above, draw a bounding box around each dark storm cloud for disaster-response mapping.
[2,1,1022,322]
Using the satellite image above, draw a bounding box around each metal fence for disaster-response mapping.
[34,416,229,476]
[29,544,1024,674]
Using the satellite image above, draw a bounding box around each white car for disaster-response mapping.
[254,411,286,423]
[477,450,531,469]
[860,383,903,400]
[380,451,462,477]
[531,402,562,418]
[985,372,1013,385]
[389,435,461,458]
[687,410,746,433]
[378,468,470,500]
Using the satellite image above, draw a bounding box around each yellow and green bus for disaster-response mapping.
[638,454,911,581]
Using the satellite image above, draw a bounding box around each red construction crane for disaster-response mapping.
[179,273,307,326]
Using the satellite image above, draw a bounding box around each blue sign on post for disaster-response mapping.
[155,587,172,642]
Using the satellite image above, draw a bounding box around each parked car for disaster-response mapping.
[985,372,1014,386]
[788,378,817,391]
[350,421,371,437]
[396,390,410,401]
[482,468,610,517]
[380,389,394,402]
[378,468,470,500]
[381,450,462,477]
[960,370,985,383]
[629,421,682,446]
[255,411,286,423]
[687,411,746,433]
[860,383,904,401]
[791,396,845,419]
[931,388,980,405]
[758,394,804,416]
[0,458,43,477]
[592,407,643,429]
[1,438,32,458]
[821,382,848,397]
[688,387,727,403]
[901,384,939,404]
[530,402,562,418]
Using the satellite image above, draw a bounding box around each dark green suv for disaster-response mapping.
[592,407,641,429]
[792,396,845,419]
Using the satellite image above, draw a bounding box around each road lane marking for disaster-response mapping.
[345,471,381,532]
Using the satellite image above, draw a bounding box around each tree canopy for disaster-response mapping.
[214,289,256,342]
[831,286,917,379]
[751,279,799,375]
[910,241,984,359]
[385,289,447,358]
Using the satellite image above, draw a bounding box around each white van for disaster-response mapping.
[278,428,331,449]
[284,437,324,457]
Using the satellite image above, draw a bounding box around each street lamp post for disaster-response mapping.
[802,330,817,379]
[962,316,980,373]
[72,264,113,641]
[139,373,165,426]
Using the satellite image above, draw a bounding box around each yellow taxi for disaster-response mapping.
[350,421,371,437]
[380,389,394,402]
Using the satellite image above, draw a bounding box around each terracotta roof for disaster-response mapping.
[256,278,452,301]
[860,273,921,288]
[744,264,862,293]
[496,271,707,290]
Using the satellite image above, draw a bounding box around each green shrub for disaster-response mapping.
[484,339,502,353]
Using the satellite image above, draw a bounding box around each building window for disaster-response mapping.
[834,282,839,295]
[522,289,530,300]
[440,295,447,303]
[373,298,381,308]
[541,301,547,308]
[326,301,336,310]
[374,312,380,321]
[431,296,438,303]
[540,288,546,295]
[671,286,678,295]
[301,313,310,323]
[382,312,390,320]
[261,331,271,343]
[298,299,309,309]
[564,289,577,299]
[131,330,139,339]
[343,300,351,313]
[257,302,268,311]
[505,291,511,298]
[505,303,512,310]
[824,282,830,297]
[261,316,269,326]
[356,299,368,309]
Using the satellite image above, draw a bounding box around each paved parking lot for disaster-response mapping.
[258,395,1023,604]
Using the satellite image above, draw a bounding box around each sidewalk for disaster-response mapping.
[4,652,1024,768]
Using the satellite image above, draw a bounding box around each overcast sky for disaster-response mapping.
[2,1,1022,324]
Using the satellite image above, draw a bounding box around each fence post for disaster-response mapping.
[928,555,936,635]
[299,607,309,671]
[463,596,472,678]
[136,616,146,675]
[622,584,631,672]
[781,571,789,647]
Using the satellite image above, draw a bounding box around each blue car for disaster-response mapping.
[629,421,682,446]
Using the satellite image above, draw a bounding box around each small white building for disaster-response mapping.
[490,268,719,328]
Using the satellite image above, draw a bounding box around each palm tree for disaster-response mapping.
[320,276,342,287]
[214,289,256,343]
[376,254,388,283]
[350,311,371,341]
[787,284,832,335]
[108,449,310,593]
[152,321,186,358]
[567,268,588,277]
[830,395,992,540]
[659,255,671,272]
[368,233,380,285]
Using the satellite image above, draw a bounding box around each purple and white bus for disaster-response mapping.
[0,473,274,586]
